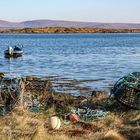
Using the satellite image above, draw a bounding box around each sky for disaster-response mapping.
[0,0,140,23]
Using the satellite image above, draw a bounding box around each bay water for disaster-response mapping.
[0,33,140,95]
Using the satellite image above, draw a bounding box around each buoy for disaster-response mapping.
[49,116,61,130]
[69,113,79,123]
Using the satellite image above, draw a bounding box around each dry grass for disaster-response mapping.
[0,105,139,140]
[103,130,127,140]
[0,78,139,140]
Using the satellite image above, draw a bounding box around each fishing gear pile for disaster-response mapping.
[0,73,23,115]
[66,107,109,122]
[111,72,140,109]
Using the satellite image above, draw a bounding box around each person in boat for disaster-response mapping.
[13,45,21,51]
[8,46,13,55]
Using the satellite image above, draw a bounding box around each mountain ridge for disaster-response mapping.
[0,19,140,29]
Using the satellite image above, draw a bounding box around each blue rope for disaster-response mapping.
[70,107,109,121]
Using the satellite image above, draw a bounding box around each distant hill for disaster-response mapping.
[0,19,140,29]
[0,20,20,29]
[0,27,140,34]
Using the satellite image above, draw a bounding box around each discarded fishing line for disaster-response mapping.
[0,73,23,115]
[71,107,109,121]
[111,72,140,109]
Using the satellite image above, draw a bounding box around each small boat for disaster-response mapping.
[4,45,23,58]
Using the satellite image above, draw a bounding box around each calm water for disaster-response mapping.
[0,33,140,95]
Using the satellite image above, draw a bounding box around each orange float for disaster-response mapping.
[69,113,79,123]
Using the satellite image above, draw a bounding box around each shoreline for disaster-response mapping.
[0,76,139,139]
[26,76,110,96]
[0,27,140,34]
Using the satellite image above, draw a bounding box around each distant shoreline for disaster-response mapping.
[0,27,140,34]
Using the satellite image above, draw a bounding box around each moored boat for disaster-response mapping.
[4,45,23,58]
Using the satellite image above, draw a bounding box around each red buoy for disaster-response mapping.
[69,113,79,123]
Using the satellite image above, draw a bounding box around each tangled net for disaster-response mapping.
[0,73,23,115]
[111,72,140,109]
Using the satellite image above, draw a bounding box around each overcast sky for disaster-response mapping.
[0,0,140,23]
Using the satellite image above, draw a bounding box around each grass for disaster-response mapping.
[0,98,139,140]
[0,78,139,140]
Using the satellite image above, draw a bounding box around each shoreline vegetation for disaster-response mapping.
[0,77,139,140]
[0,27,140,34]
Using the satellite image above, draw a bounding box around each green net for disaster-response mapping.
[0,74,22,115]
[111,72,140,109]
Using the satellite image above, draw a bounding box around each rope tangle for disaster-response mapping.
[0,73,23,115]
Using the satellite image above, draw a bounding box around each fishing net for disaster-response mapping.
[111,72,140,109]
[0,74,23,115]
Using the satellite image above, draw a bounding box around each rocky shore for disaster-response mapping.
[0,27,140,34]
[0,76,139,140]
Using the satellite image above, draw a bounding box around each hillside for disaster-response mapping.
[0,19,140,29]
[0,27,140,33]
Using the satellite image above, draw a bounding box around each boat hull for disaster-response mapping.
[4,50,23,58]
